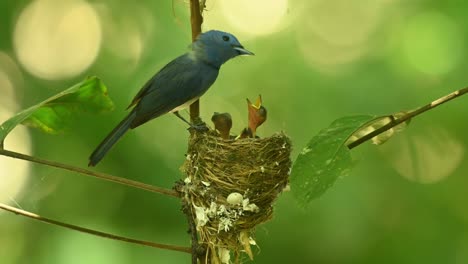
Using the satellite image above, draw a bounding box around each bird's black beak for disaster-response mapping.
[233,45,254,56]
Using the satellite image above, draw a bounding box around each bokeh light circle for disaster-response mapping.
[14,0,102,80]
[204,0,289,37]
[296,0,384,73]
[0,54,31,205]
[379,127,464,184]
[94,3,155,70]
[402,11,463,76]
[305,0,381,46]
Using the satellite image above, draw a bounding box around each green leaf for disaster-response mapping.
[0,76,114,147]
[290,115,376,206]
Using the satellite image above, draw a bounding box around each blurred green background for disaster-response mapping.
[1,0,468,263]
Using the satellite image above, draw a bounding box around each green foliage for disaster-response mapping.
[290,115,376,206]
[0,76,114,147]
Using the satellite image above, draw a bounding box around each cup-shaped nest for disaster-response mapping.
[180,131,292,263]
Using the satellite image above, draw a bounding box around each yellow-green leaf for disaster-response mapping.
[0,76,114,148]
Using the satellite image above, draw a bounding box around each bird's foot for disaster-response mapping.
[188,122,209,132]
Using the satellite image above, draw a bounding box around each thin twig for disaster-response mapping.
[189,0,203,123]
[0,203,191,254]
[0,149,179,198]
[348,87,468,149]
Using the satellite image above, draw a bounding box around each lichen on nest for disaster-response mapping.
[179,130,292,263]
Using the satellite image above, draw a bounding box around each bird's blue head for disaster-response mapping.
[192,30,254,69]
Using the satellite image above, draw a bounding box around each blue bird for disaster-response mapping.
[88,30,253,166]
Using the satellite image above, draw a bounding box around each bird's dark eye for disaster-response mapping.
[222,35,230,42]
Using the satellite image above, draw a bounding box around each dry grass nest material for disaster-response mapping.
[180,130,292,263]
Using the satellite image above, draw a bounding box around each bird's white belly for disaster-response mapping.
[170,96,201,112]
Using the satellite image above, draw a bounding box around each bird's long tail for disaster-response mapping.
[88,111,137,167]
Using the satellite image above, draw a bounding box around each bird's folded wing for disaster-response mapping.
[129,56,216,128]
[127,54,193,109]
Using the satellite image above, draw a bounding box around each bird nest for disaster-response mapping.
[179,130,292,263]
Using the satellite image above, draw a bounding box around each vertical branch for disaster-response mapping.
[186,2,208,262]
[189,0,203,123]
[187,2,205,263]
[190,0,203,41]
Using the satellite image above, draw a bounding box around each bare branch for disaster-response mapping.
[0,149,179,198]
[348,86,468,149]
[189,0,203,123]
[0,203,191,254]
